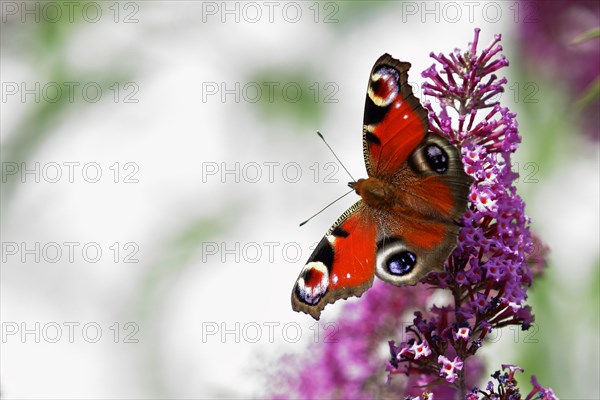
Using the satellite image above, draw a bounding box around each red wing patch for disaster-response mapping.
[328,209,377,290]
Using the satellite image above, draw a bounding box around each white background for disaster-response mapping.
[1,1,598,398]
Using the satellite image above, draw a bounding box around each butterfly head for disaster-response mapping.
[348,178,395,209]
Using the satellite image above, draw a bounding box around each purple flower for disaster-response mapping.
[272,282,430,400]
[501,364,524,380]
[454,327,470,341]
[437,355,464,383]
[410,339,432,359]
[528,375,559,400]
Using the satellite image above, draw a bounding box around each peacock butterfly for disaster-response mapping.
[291,54,472,320]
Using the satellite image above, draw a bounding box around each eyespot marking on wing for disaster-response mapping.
[368,66,401,107]
[295,262,329,305]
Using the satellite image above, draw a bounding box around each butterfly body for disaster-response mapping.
[349,178,395,209]
[292,54,472,320]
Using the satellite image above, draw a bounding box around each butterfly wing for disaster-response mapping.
[372,132,472,286]
[362,54,429,178]
[291,202,377,320]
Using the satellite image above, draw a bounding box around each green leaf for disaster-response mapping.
[571,27,600,45]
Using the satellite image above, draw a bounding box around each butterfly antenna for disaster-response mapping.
[299,189,354,227]
[316,130,356,182]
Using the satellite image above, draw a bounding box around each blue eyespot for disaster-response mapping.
[425,144,448,173]
[387,251,417,275]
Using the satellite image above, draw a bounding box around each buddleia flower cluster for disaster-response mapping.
[386,28,556,398]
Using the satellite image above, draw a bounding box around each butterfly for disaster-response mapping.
[291,54,472,320]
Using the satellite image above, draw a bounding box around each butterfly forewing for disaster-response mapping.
[362,54,429,177]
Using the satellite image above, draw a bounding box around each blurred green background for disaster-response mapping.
[1,1,598,398]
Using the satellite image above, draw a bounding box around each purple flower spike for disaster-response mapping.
[387,29,555,398]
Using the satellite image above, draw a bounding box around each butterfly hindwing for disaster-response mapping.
[373,133,472,286]
[291,202,377,320]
